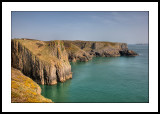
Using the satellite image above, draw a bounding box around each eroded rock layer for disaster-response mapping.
[11,39,72,85]
[11,39,138,85]
[63,40,138,62]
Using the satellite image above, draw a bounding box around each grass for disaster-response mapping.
[64,40,121,51]
[12,39,71,68]
[60,41,64,51]
[11,67,53,103]
[36,42,44,48]
[12,39,60,64]
[64,41,82,54]
[104,42,115,46]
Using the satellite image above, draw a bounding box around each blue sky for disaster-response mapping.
[11,11,148,44]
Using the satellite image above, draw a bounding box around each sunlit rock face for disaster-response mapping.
[11,39,72,85]
[11,39,138,85]
[63,40,138,60]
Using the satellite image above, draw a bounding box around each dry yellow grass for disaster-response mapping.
[11,67,53,103]
[13,39,59,64]
[64,42,82,54]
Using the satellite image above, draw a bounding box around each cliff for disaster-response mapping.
[63,40,92,62]
[11,67,52,103]
[11,39,72,85]
[11,39,138,85]
[63,40,138,62]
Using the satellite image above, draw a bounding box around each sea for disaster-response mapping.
[40,44,149,103]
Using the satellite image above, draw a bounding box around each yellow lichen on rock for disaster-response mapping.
[11,67,53,103]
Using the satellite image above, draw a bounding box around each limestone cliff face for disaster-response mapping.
[63,40,92,62]
[11,39,72,85]
[63,41,138,59]
[11,39,137,85]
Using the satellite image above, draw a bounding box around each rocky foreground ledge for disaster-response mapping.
[11,39,138,85]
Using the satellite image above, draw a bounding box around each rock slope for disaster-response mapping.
[11,67,52,103]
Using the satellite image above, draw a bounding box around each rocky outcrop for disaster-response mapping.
[11,67,52,103]
[11,39,138,85]
[119,50,138,56]
[11,39,72,85]
[63,40,92,62]
[63,40,138,59]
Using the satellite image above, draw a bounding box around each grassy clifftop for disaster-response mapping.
[11,38,137,85]
[11,39,137,103]
[66,40,126,50]
[63,40,132,61]
[11,39,72,85]
[11,67,52,103]
[63,40,92,62]
[13,39,63,63]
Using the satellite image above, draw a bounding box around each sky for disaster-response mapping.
[11,11,148,44]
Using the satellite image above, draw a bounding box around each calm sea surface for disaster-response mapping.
[40,44,149,103]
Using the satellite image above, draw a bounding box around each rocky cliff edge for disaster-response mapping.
[63,40,138,62]
[11,39,138,85]
[11,39,72,85]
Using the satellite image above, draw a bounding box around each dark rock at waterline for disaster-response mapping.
[119,50,138,56]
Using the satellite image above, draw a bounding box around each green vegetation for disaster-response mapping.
[36,42,44,48]
[60,41,64,51]
[57,47,61,59]
[54,40,58,45]
[103,42,116,47]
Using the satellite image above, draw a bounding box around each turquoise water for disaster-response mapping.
[40,44,149,103]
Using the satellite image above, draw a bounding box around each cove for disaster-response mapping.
[40,45,149,103]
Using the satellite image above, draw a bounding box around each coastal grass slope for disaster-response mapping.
[11,67,52,103]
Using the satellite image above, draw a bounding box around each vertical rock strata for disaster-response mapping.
[11,39,72,85]
[11,39,138,85]
[63,40,138,62]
